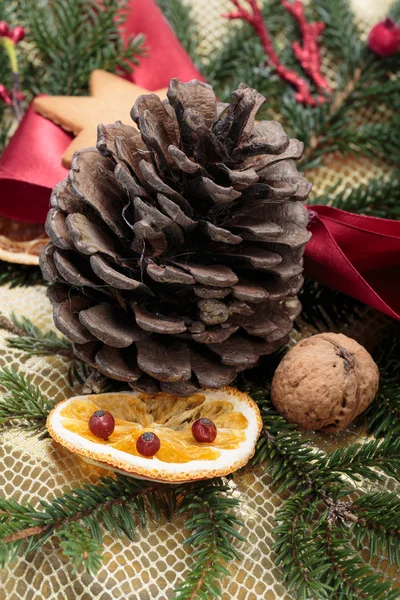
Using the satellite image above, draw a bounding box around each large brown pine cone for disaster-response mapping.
[40,79,312,396]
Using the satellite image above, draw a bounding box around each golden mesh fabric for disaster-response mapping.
[0,1,397,598]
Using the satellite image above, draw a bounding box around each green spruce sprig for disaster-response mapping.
[3,313,74,358]
[174,481,245,600]
[0,475,169,574]
[0,260,43,288]
[19,0,146,97]
[0,368,54,438]
[155,0,202,70]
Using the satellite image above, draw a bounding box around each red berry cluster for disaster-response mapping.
[88,411,219,459]
[0,21,25,44]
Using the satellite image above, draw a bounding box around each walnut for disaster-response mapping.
[271,333,379,431]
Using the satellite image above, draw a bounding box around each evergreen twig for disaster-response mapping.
[0,260,43,288]
[0,475,168,573]
[296,278,363,333]
[4,313,74,359]
[174,481,245,600]
[0,368,54,438]
[155,0,201,69]
[20,0,146,97]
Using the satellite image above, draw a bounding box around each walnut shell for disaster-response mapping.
[271,333,379,431]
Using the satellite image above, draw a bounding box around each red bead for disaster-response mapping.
[192,418,217,443]
[88,410,115,440]
[136,432,161,457]
[10,26,25,44]
[368,18,400,57]
[0,21,10,37]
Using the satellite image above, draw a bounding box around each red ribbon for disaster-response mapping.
[0,0,399,320]
[306,207,400,320]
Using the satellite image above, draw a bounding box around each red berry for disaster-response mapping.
[368,18,400,57]
[192,418,217,443]
[10,26,25,44]
[88,410,115,440]
[16,91,25,102]
[0,21,10,37]
[136,432,160,457]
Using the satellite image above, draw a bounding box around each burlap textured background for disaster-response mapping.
[0,1,395,599]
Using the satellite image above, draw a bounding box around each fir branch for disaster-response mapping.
[58,523,104,575]
[294,66,364,168]
[243,365,400,599]
[0,474,168,574]
[351,492,400,566]
[243,383,336,494]
[367,378,400,439]
[366,326,400,438]
[0,260,43,288]
[4,313,74,359]
[317,437,400,483]
[389,0,400,22]
[329,120,400,163]
[275,489,400,599]
[0,0,17,23]
[0,367,54,437]
[320,521,398,600]
[174,481,244,600]
[296,278,363,332]
[0,110,12,155]
[312,0,363,73]
[19,0,146,96]
[156,0,201,70]
[274,493,332,599]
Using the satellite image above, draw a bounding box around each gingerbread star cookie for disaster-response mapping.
[33,70,168,167]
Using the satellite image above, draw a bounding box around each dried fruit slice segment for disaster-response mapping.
[47,387,262,483]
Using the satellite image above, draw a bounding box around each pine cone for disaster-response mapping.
[41,79,312,395]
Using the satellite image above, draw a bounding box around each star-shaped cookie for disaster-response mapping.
[33,70,167,167]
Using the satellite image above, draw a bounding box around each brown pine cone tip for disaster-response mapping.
[40,79,312,396]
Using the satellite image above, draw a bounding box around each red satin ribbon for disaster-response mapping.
[306,206,400,320]
[0,0,398,321]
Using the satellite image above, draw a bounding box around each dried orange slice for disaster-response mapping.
[47,387,263,483]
